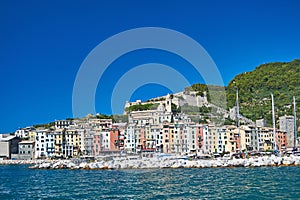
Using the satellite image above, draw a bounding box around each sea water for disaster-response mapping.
[0,165,299,199]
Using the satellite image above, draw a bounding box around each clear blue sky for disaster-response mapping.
[1,0,300,133]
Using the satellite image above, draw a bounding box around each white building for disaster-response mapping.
[201,125,212,155]
[55,120,73,129]
[35,130,54,158]
[88,118,112,130]
[182,125,190,153]
[128,104,173,126]
[15,127,33,139]
[125,124,136,153]
[100,131,110,151]
[256,119,267,127]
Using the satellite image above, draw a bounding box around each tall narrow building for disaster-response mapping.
[279,115,295,149]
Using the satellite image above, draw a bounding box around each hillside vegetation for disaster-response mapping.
[187,59,300,126]
[227,59,300,126]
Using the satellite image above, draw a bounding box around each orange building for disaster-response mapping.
[196,125,204,154]
[276,130,287,151]
[109,127,124,151]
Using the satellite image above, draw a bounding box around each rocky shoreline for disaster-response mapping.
[0,159,46,165]
[2,155,299,170]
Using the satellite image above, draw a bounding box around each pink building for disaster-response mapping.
[93,133,102,156]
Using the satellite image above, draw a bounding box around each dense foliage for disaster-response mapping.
[226,59,300,126]
[125,103,159,112]
[33,122,55,129]
[186,60,300,126]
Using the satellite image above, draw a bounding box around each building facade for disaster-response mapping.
[35,130,54,158]
[18,141,35,160]
[279,115,294,149]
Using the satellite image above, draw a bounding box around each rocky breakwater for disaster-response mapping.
[0,159,48,165]
[29,155,300,170]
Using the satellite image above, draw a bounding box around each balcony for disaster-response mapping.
[54,141,62,145]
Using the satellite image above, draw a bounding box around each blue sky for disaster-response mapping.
[1,0,300,133]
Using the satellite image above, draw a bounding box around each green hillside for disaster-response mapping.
[186,59,300,126]
[226,59,300,126]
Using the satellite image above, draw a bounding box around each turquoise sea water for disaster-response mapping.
[0,165,299,199]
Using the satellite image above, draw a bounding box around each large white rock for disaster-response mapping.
[79,162,88,169]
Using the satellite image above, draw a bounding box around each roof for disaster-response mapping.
[19,140,34,144]
[0,135,16,141]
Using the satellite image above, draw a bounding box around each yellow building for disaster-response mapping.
[263,140,273,151]
[28,131,36,142]
[210,126,220,154]
[258,127,274,151]
[54,129,64,157]
[162,123,171,153]
[222,126,237,154]
[65,129,81,156]
[53,129,82,158]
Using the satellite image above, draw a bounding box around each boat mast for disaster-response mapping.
[293,96,297,151]
[236,88,241,152]
[271,93,277,152]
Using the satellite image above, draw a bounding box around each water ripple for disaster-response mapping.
[0,165,299,199]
